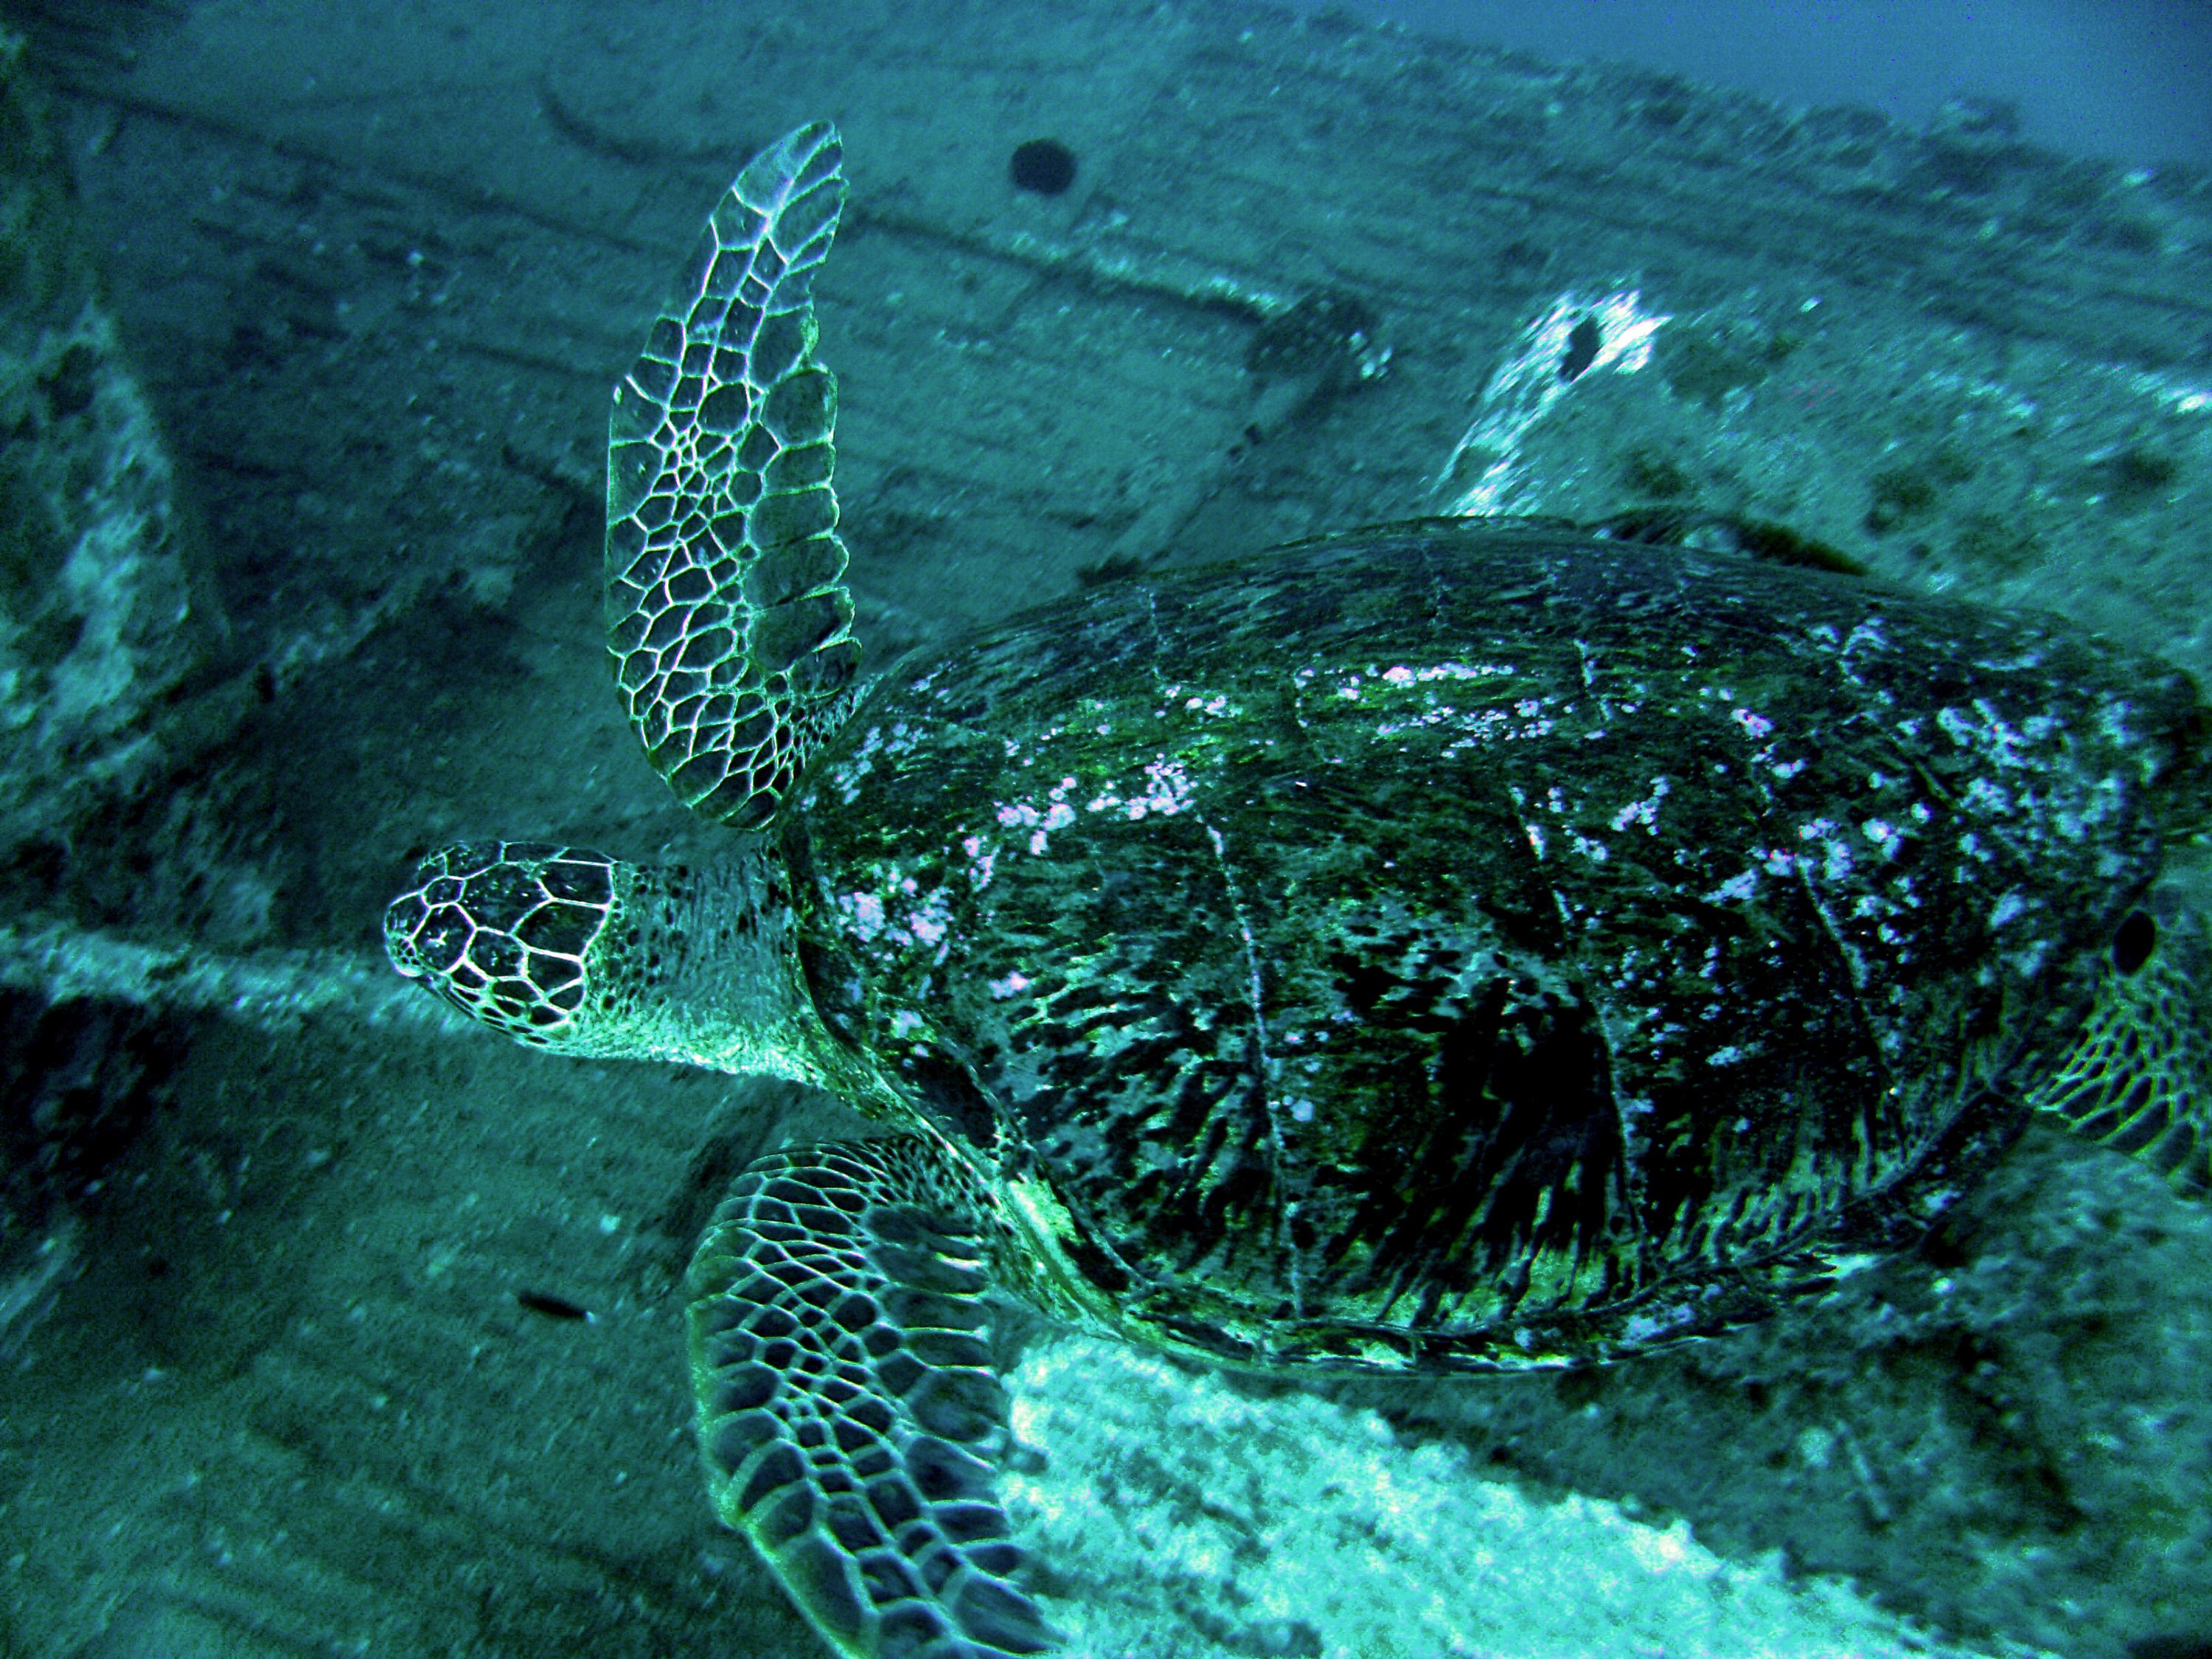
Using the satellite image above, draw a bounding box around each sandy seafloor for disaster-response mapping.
[0,1,2208,1657]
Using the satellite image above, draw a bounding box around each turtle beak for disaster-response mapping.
[381,881,437,981]
[383,849,470,984]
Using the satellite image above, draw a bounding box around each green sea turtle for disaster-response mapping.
[383,123,2212,1658]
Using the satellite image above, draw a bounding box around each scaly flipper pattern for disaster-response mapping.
[688,1137,1059,1658]
[606,122,861,830]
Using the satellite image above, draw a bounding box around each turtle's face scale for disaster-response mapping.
[383,841,621,1049]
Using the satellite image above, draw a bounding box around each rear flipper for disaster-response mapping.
[687,1136,1060,1658]
[2032,894,2212,1197]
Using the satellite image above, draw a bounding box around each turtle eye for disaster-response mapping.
[2111,908,2157,975]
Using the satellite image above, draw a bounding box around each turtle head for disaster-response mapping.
[383,840,830,1081]
[383,841,630,1052]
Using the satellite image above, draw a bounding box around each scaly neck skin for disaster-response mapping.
[592,851,849,1088]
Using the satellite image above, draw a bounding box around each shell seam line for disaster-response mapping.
[1141,585,1304,1315]
[1792,866,1904,1104]
[1201,817,1298,1317]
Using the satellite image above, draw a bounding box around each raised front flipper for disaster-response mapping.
[688,1137,1059,1658]
[606,122,861,831]
[2032,896,2212,1197]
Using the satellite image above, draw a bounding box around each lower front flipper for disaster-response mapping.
[687,1136,1059,1658]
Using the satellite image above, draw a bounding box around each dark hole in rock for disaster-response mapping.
[1559,316,1602,382]
[1009,139,1077,196]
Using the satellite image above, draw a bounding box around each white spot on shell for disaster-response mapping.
[1134,757,1193,818]
[1704,869,1760,904]
[1610,776,1670,835]
[841,892,887,939]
